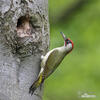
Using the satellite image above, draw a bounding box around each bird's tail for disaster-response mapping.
[29,74,43,95]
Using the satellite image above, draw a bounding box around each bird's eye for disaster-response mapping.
[66,40,71,44]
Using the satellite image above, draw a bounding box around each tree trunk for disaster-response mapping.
[0,0,49,100]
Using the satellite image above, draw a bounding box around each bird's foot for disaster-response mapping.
[41,55,44,60]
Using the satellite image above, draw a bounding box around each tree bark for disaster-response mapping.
[0,0,49,100]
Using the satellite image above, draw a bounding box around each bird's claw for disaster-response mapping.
[41,55,44,60]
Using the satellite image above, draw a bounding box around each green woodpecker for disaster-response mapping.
[29,32,74,95]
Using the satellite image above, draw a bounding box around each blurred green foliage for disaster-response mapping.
[49,0,77,22]
[43,0,100,100]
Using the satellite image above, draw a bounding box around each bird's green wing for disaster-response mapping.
[43,49,60,78]
[46,49,59,67]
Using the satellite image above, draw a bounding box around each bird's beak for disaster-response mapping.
[60,32,67,41]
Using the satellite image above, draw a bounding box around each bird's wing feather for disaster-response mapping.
[46,49,59,67]
[43,49,60,78]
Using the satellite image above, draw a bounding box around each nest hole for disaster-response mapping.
[16,15,32,37]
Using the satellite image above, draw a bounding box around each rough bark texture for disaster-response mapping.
[0,0,49,100]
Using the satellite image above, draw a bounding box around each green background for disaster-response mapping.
[44,0,100,100]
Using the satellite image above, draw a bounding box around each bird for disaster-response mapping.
[29,32,74,95]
